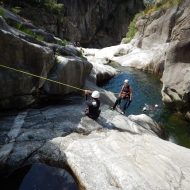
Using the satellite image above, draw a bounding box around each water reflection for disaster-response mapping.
[19,163,79,190]
[102,67,190,148]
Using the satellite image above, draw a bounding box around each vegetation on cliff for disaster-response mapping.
[123,0,183,43]
[0,4,69,49]
[144,0,183,14]
[1,0,65,41]
[1,0,64,28]
[0,6,4,16]
[2,0,64,15]
[122,13,140,43]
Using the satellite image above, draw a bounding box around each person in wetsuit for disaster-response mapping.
[84,90,101,120]
[111,79,132,114]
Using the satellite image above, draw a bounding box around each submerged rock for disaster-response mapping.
[0,163,79,190]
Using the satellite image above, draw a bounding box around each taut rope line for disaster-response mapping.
[0,64,85,92]
[0,64,120,95]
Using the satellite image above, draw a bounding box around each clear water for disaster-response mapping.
[19,164,78,190]
[0,164,79,190]
[102,67,190,148]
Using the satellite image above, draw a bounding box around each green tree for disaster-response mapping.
[3,0,64,15]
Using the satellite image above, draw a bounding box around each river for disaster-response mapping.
[102,67,190,148]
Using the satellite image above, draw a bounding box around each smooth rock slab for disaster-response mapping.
[62,131,190,190]
[0,100,189,190]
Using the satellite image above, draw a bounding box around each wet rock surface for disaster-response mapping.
[0,15,93,110]
[81,0,190,119]
[0,95,190,190]
[0,3,190,189]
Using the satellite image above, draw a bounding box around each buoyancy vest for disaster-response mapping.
[121,85,131,98]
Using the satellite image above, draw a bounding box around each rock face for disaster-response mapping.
[60,0,144,47]
[0,7,118,110]
[44,55,92,95]
[1,4,190,189]
[161,2,190,117]
[0,16,54,109]
[64,130,190,190]
[82,0,190,119]
[13,0,144,47]
[81,47,117,84]
[0,14,93,109]
[0,99,190,190]
[132,0,190,118]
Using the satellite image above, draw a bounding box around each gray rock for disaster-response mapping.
[138,7,177,48]
[0,15,93,109]
[0,6,25,27]
[82,48,117,84]
[107,0,190,118]
[0,17,55,109]
[136,0,190,118]
[0,15,12,32]
[43,55,92,95]
[31,29,56,43]
[10,1,144,47]
[0,17,54,109]
[0,3,190,189]
[0,95,190,189]
[162,62,190,114]
[161,7,190,116]
[63,130,190,190]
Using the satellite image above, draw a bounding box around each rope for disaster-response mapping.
[0,64,85,92]
[0,64,120,95]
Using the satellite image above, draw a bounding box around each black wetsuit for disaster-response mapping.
[85,97,101,120]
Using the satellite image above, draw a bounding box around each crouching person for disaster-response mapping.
[84,90,101,120]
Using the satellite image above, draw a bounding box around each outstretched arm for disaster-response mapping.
[84,90,92,100]
[84,90,92,95]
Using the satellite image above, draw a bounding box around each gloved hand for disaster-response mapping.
[84,90,92,95]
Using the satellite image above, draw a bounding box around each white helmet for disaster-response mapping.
[124,79,129,83]
[91,91,100,98]
[155,104,159,108]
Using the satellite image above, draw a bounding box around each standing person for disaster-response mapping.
[84,90,101,120]
[111,79,132,114]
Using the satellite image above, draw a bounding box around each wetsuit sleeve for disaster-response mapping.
[85,90,92,100]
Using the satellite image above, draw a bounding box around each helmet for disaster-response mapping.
[155,104,159,108]
[91,91,100,98]
[124,79,129,83]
